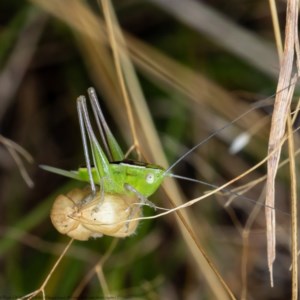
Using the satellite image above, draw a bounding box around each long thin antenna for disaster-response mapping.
[164,82,299,175]
[165,106,258,174]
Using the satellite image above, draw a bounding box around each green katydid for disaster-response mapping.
[42,87,166,202]
[42,87,281,240]
[42,87,168,240]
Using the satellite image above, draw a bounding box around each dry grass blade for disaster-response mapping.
[0,134,34,187]
[266,0,298,286]
[18,239,74,300]
[100,0,141,158]
[71,239,118,297]
[95,1,234,298]
[287,109,298,299]
[268,0,283,58]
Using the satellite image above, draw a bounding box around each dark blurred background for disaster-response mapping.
[0,1,293,299]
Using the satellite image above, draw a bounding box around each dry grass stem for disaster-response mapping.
[71,239,118,297]
[287,112,298,299]
[268,0,283,58]
[266,0,298,286]
[100,0,141,158]
[18,239,74,300]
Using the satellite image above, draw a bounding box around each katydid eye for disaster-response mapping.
[146,173,155,184]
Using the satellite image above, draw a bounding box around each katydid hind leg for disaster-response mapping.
[77,96,96,194]
[88,87,124,162]
[77,96,112,182]
[87,87,112,161]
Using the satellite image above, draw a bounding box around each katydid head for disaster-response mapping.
[139,167,165,197]
[114,161,166,198]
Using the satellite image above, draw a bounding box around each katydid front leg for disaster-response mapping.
[124,183,156,210]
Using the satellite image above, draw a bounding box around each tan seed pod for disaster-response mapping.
[50,188,141,241]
